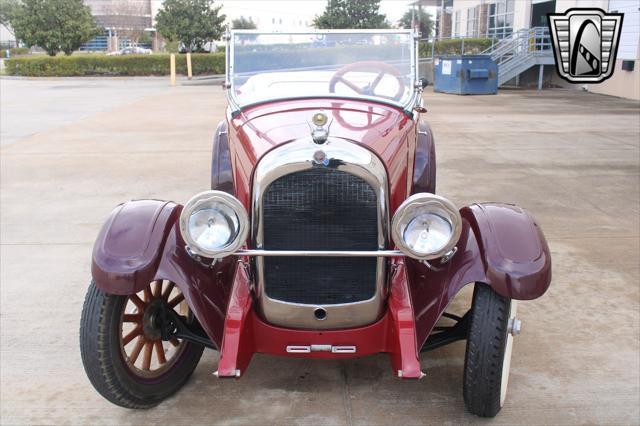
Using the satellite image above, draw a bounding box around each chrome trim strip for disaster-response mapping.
[252,137,390,330]
[236,249,402,257]
[286,346,311,353]
[229,96,415,118]
[332,346,356,354]
[285,345,357,354]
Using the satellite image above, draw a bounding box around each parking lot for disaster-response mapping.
[1,77,639,425]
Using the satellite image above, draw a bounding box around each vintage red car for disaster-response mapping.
[80,30,551,417]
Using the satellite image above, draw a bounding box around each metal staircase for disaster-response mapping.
[481,27,555,87]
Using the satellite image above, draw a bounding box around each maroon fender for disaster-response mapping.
[211,120,234,195]
[463,203,552,300]
[92,200,180,295]
[92,200,235,348]
[408,202,551,348]
[412,121,436,194]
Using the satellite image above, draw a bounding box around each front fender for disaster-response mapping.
[91,199,234,348]
[92,200,180,294]
[463,203,552,300]
[409,202,551,348]
[412,121,436,194]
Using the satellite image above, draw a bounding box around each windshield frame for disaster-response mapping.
[224,29,420,115]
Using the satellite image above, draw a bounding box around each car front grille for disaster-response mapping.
[262,167,379,305]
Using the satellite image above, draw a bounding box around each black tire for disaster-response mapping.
[463,283,513,417]
[80,281,204,409]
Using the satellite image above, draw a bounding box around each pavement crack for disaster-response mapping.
[341,361,354,426]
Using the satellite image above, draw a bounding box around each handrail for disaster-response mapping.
[470,27,553,86]
[480,27,551,60]
[476,27,553,85]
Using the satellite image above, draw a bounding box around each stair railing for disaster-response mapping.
[481,27,551,65]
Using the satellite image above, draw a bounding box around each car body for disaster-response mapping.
[81,30,551,417]
[106,46,152,56]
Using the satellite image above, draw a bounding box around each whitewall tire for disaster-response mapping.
[463,283,519,417]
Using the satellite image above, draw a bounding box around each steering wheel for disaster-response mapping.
[329,61,406,101]
[328,61,404,131]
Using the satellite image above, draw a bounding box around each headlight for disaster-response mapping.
[179,191,249,258]
[391,193,462,260]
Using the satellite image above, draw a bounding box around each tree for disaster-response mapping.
[156,0,225,53]
[231,16,256,30]
[398,6,433,39]
[11,0,99,56]
[0,0,21,37]
[313,0,389,29]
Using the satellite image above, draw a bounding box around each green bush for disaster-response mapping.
[5,53,225,76]
[0,47,30,58]
[4,40,496,76]
[419,38,496,57]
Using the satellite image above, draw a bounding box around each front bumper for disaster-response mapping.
[215,259,425,379]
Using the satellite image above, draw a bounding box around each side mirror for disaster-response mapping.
[420,78,429,89]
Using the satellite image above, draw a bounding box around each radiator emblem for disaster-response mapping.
[313,150,328,165]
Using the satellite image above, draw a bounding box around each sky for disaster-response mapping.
[219,0,418,29]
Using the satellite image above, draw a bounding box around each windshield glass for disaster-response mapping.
[227,30,416,109]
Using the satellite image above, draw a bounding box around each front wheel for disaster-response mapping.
[80,280,204,408]
[463,283,519,417]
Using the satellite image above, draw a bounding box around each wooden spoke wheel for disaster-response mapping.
[119,280,189,379]
[80,280,204,409]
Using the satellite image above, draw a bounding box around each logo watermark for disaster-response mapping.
[548,8,623,83]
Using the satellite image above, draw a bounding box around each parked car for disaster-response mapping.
[80,29,551,417]
[107,46,152,56]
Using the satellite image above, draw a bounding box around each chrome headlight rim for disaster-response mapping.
[391,193,462,260]
[179,190,249,259]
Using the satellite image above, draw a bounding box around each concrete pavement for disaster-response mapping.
[0,77,172,147]
[1,78,639,425]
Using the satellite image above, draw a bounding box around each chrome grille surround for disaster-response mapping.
[252,137,389,329]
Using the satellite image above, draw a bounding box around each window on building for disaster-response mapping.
[80,32,109,51]
[467,7,478,37]
[453,10,461,37]
[487,0,514,39]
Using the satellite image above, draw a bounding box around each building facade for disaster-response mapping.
[586,0,640,100]
[436,0,639,100]
[220,0,322,31]
[83,0,158,51]
[81,0,320,52]
[443,0,619,39]
[1,24,17,49]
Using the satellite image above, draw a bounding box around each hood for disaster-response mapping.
[227,98,416,211]
[229,97,413,161]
